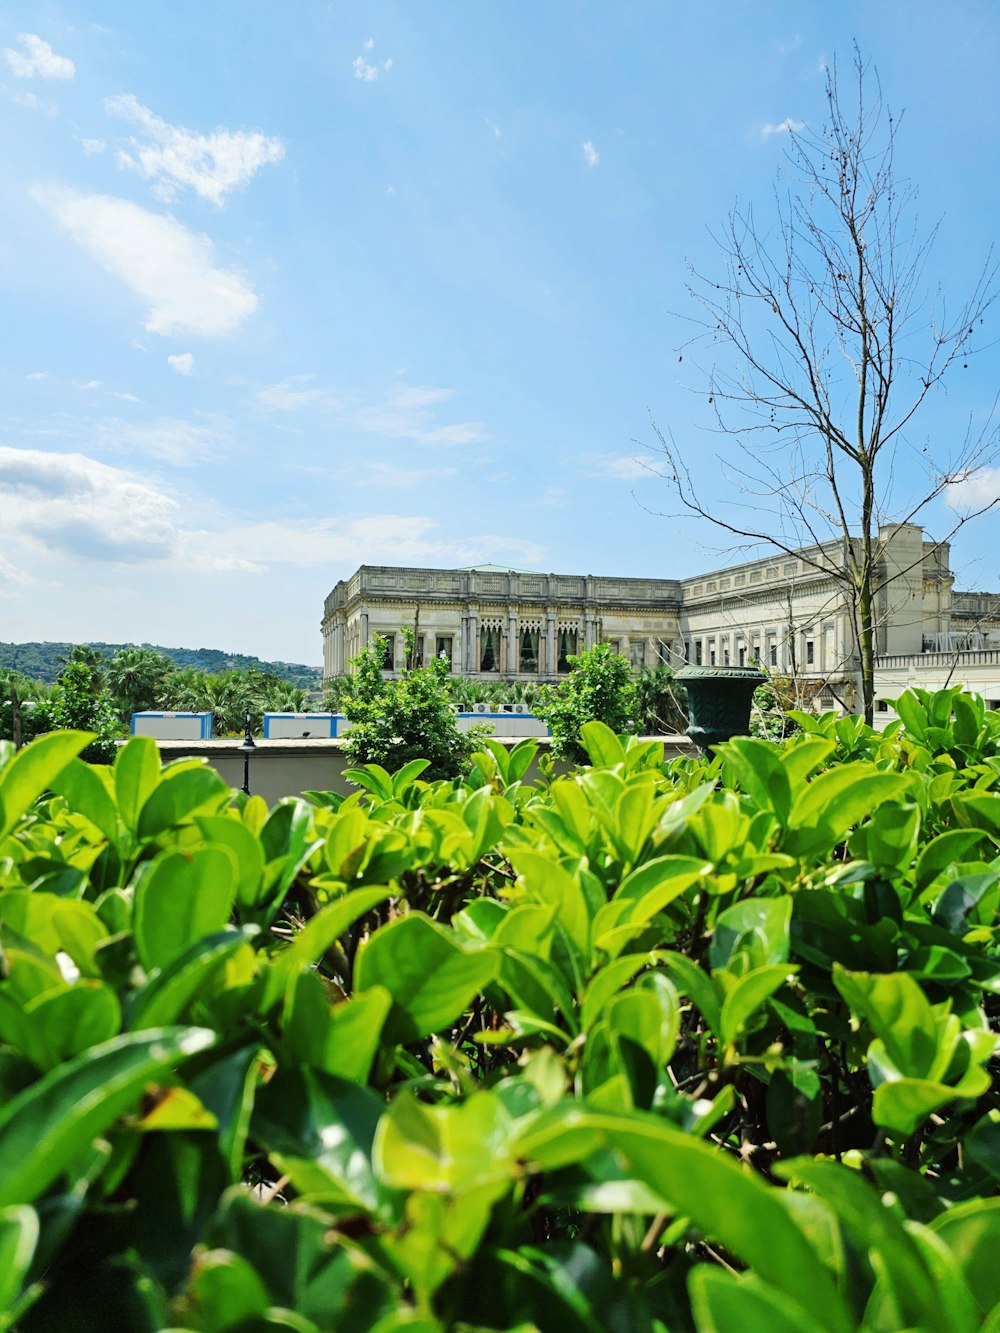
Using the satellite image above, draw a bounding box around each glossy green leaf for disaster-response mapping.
[186,1249,271,1332]
[259,885,391,1015]
[49,758,119,844]
[689,1267,828,1333]
[518,1109,850,1332]
[133,848,238,972]
[355,913,500,1043]
[196,816,267,909]
[22,982,121,1069]
[785,767,909,854]
[778,1158,945,1331]
[580,953,660,1030]
[0,730,91,842]
[375,1089,515,1194]
[719,737,794,823]
[0,1204,38,1319]
[719,965,793,1047]
[580,720,626,768]
[252,1067,385,1212]
[127,927,257,1030]
[342,764,395,802]
[136,764,230,840]
[507,847,591,966]
[0,891,108,973]
[832,968,939,1079]
[930,1197,1000,1319]
[873,1077,981,1137]
[114,735,162,833]
[711,896,792,969]
[0,1026,215,1207]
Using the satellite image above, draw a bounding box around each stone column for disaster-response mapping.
[468,604,479,674]
[361,609,369,650]
[545,610,557,676]
[508,607,518,674]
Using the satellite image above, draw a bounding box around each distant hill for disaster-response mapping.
[0,641,322,690]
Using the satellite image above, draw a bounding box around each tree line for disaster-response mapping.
[0,640,320,689]
[0,645,316,757]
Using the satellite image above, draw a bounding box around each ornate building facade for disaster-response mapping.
[321,523,1000,710]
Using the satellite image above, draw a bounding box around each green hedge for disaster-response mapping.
[0,685,997,1330]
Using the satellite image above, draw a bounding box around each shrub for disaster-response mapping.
[534,640,639,760]
[0,689,999,1330]
[46,660,119,762]
[339,631,488,780]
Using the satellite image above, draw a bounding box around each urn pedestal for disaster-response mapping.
[675,665,767,752]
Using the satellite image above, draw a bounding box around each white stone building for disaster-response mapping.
[321,523,1000,711]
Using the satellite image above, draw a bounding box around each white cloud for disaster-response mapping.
[945,467,1000,510]
[194,513,543,571]
[392,385,455,409]
[486,118,502,139]
[587,453,652,480]
[81,137,105,155]
[582,140,599,168]
[353,39,392,81]
[101,416,225,465]
[105,94,285,206]
[3,34,74,80]
[761,118,805,139]
[353,384,486,446]
[10,90,56,116]
[255,376,343,412]
[0,552,34,591]
[167,352,194,376]
[419,423,487,445]
[32,184,258,336]
[0,447,179,563]
[356,462,459,489]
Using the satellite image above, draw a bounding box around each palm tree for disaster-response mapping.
[105,646,173,721]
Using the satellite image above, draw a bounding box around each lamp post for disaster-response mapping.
[239,709,256,795]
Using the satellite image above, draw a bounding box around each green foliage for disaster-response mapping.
[534,641,640,761]
[634,661,688,734]
[339,633,488,781]
[46,662,119,763]
[0,687,998,1330]
[0,640,320,691]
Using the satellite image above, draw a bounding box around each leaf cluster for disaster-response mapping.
[0,690,998,1329]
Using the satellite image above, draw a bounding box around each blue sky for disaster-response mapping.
[1,1,998,665]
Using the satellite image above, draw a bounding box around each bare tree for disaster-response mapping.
[653,48,999,723]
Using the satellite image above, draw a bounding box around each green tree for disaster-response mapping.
[105,646,174,722]
[340,632,487,779]
[534,641,639,762]
[47,661,119,763]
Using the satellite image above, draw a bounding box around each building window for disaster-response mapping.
[877,699,889,713]
[695,640,703,666]
[806,640,815,666]
[435,635,453,668]
[480,626,500,672]
[684,640,691,662]
[629,640,646,670]
[520,627,539,673]
[723,644,731,666]
[769,641,778,667]
[381,634,395,671]
[709,646,717,666]
[557,628,578,672]
[738,644,746,667]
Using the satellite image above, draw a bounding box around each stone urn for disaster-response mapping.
[675,665,767,752]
